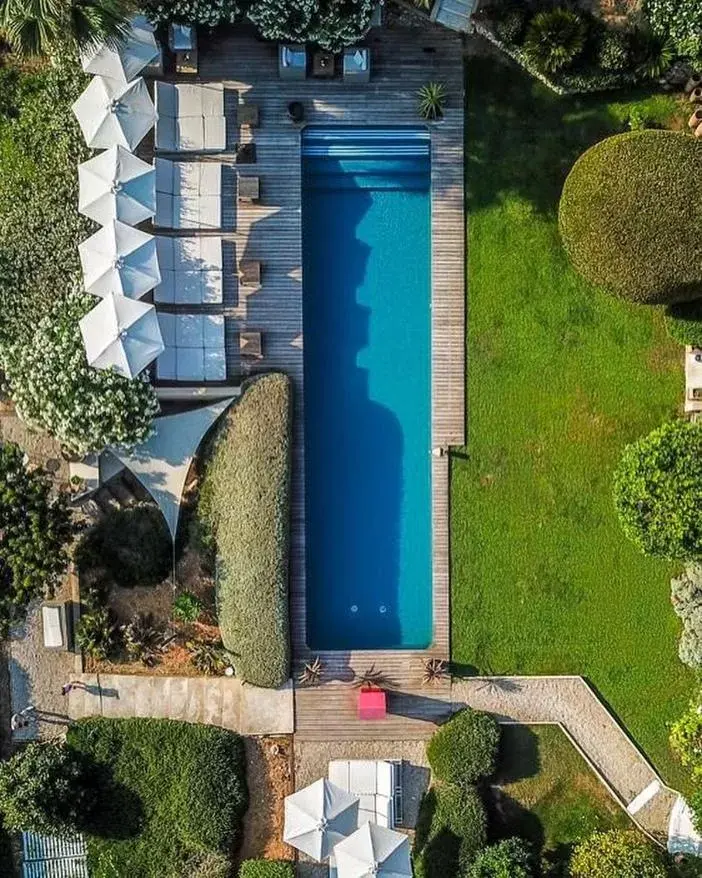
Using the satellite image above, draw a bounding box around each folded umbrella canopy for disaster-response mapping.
[334,824,412,878]
[79,220,160,299]
[72,76,157,151]
[284,779,359,861]
[79,145,156,227]
[81,15,160,84]
[80,293,164,379]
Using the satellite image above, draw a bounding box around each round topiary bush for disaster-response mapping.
[665,300,702,347]
[613,420,702,561]
[413,783,487,878]
[426,709,500,787]
[597,28,631,71]
[559,131,702,305]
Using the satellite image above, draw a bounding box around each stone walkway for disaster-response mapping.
[454,676,679,841]
[68,674,294,736]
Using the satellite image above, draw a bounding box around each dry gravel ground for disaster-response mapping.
[294,740,431,830]
[240,736,296,862]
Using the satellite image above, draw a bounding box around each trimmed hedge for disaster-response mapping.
[199,374,291,688]
[413,783,487,878]
[559,131,702,305]
[665,300,702,347]
[66,717,248,877]
[239,860,295,878]
[426,709,500,787]
[613,419,702,561]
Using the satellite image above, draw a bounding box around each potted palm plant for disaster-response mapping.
[417,82,447,121]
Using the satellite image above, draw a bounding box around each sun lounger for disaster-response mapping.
[328,760,400,828]
[343,47,370,83]
[155,237,223,304]
[155,82,225,152]
[154,158,222,229]
[156,312,226,381]
[279,43,307,80]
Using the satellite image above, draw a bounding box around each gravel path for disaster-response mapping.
[454,675,678,840]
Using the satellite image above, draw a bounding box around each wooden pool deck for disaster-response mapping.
[157,13,465,739]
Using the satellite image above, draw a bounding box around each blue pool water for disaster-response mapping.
[302,127,432,650]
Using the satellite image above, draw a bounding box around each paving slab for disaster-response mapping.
[240,680,294,735]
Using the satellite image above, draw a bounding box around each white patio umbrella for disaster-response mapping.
[334,824,412,878]
[284,779,359,861]
[81,15,160,84]
[79,220,160,299]
[79,145,155,227]
[80,294,164,379]
[72,76,157,151]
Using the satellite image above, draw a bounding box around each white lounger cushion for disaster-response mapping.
[154,160,222,228]
[328,760,395,829]
[155,83,225,152]
[156,313,226,381]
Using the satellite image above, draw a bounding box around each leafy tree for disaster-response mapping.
[569,830,667,878]
[0,742,94,834]
[0,0,132,58]
[246,0,317,42]
[643,0,702,58]
[246,0,372,49]
[2,291,159,455]
[464,837,534,878]
[523,8,587,73]
[613,420,702,561]
[142,0,245,26]
[426,709,500,787]
[0,442,73,635]
[670,700,702,782]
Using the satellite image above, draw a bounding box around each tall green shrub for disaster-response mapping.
[0,442,73,635]
[465,837,534,878]
[643,0,702,57]
[413,783,487,878]
[426,709,500,787]
[199,374,291,688]
[0,742,94,835]
[613,420,702,561]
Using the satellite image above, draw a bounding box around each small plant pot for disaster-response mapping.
[689,87,702,103]
[685,73,702,94]
[689,108,702,129]
[287,101,305,124]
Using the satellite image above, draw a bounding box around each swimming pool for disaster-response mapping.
[302,126,432,650]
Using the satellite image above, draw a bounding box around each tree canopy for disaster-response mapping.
[569,830,667,878]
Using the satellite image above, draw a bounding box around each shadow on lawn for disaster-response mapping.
[80,754,144,840]
[465,55,628,218]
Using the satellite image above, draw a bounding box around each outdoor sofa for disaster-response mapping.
[154,236,223,305]
[156,312,226,382]
[155,82,225,152]
[343,47,371,83]
[328,760,402,828]
[154,158,222,229]
[279,43,307,79]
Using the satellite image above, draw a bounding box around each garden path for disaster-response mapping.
[453,675,679,842]
[67,673,293,735]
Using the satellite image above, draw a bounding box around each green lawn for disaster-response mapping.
[452,53,695,788]
[490,725,630,876]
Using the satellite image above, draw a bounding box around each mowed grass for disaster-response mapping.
[452,53,695,787]
[490,725,630,876]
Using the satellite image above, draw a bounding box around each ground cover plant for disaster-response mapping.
[489,726,630,875]
[569,829,667,877]
[453,53,693,786]
[199,374,291,688]
[559,131,702,305]
[66,717,248,878]
[239,860,295,878]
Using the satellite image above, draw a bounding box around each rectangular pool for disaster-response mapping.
[302,126,432,650]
